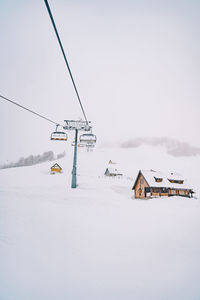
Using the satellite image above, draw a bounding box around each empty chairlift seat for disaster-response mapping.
[50,130,67,141]
[79,133,97,144]
[50,124,67,141]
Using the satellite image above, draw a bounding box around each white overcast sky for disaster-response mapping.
[0,0,200,162]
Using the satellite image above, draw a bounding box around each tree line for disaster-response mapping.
[0,150,66,169]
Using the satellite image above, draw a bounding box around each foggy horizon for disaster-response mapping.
[1,0,200,161]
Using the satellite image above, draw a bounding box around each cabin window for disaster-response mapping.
[179,190,185,195]
[154,177,163,182]
[161,188,168,193]
[152,187,161,193]
[168,179,184,184]
[170,189,176,194]
[140,179,144,184]
[138,188,142,196]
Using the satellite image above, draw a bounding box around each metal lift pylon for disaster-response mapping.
[63,120,92,189]
[71,128,78,188]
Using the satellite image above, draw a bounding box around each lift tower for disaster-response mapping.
[64,120,91,188]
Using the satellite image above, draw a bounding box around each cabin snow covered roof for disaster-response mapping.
[105,167,122,175]
[167,172,184,181]
[51,163,62,169]
[108,160,117,165]
[133,169,192,190]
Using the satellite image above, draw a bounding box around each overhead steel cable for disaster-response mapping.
[0,94,61,126]
[44,0,88,124]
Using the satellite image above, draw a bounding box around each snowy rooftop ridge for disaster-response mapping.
[105,166,123,175]
[139,169,192,189]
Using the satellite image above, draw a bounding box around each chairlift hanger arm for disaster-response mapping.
[64,120,91,131]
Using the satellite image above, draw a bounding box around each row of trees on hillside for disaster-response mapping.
[0,150,66,169]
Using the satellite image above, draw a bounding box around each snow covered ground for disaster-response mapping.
[0,145,200,300]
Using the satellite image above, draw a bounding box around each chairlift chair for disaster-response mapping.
[50,125,67,141]
[79,133,97,144]
[86,143,95,148]
[71,141,85,147]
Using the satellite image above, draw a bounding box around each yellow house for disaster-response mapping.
[50,163,62,174]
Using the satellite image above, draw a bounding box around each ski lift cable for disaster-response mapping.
[0,94,61,126]
[44,0,88,124]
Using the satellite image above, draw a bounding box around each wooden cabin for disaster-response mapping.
[132,170,193,199]
[50,163,62,174]
[104,167,123,177]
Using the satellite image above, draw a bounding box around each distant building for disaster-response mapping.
[132,170,194,199]
[104,167,123,177]
[50,163,62,174]
[108,160,116,165]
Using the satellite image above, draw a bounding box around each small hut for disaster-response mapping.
[104,167,123,177]
[108,160,116,165]
[50,163,62,174]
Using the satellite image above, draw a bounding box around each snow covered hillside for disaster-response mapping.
[0,145,200,300]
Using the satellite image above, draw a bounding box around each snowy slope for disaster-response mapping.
[0,145,200,300]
